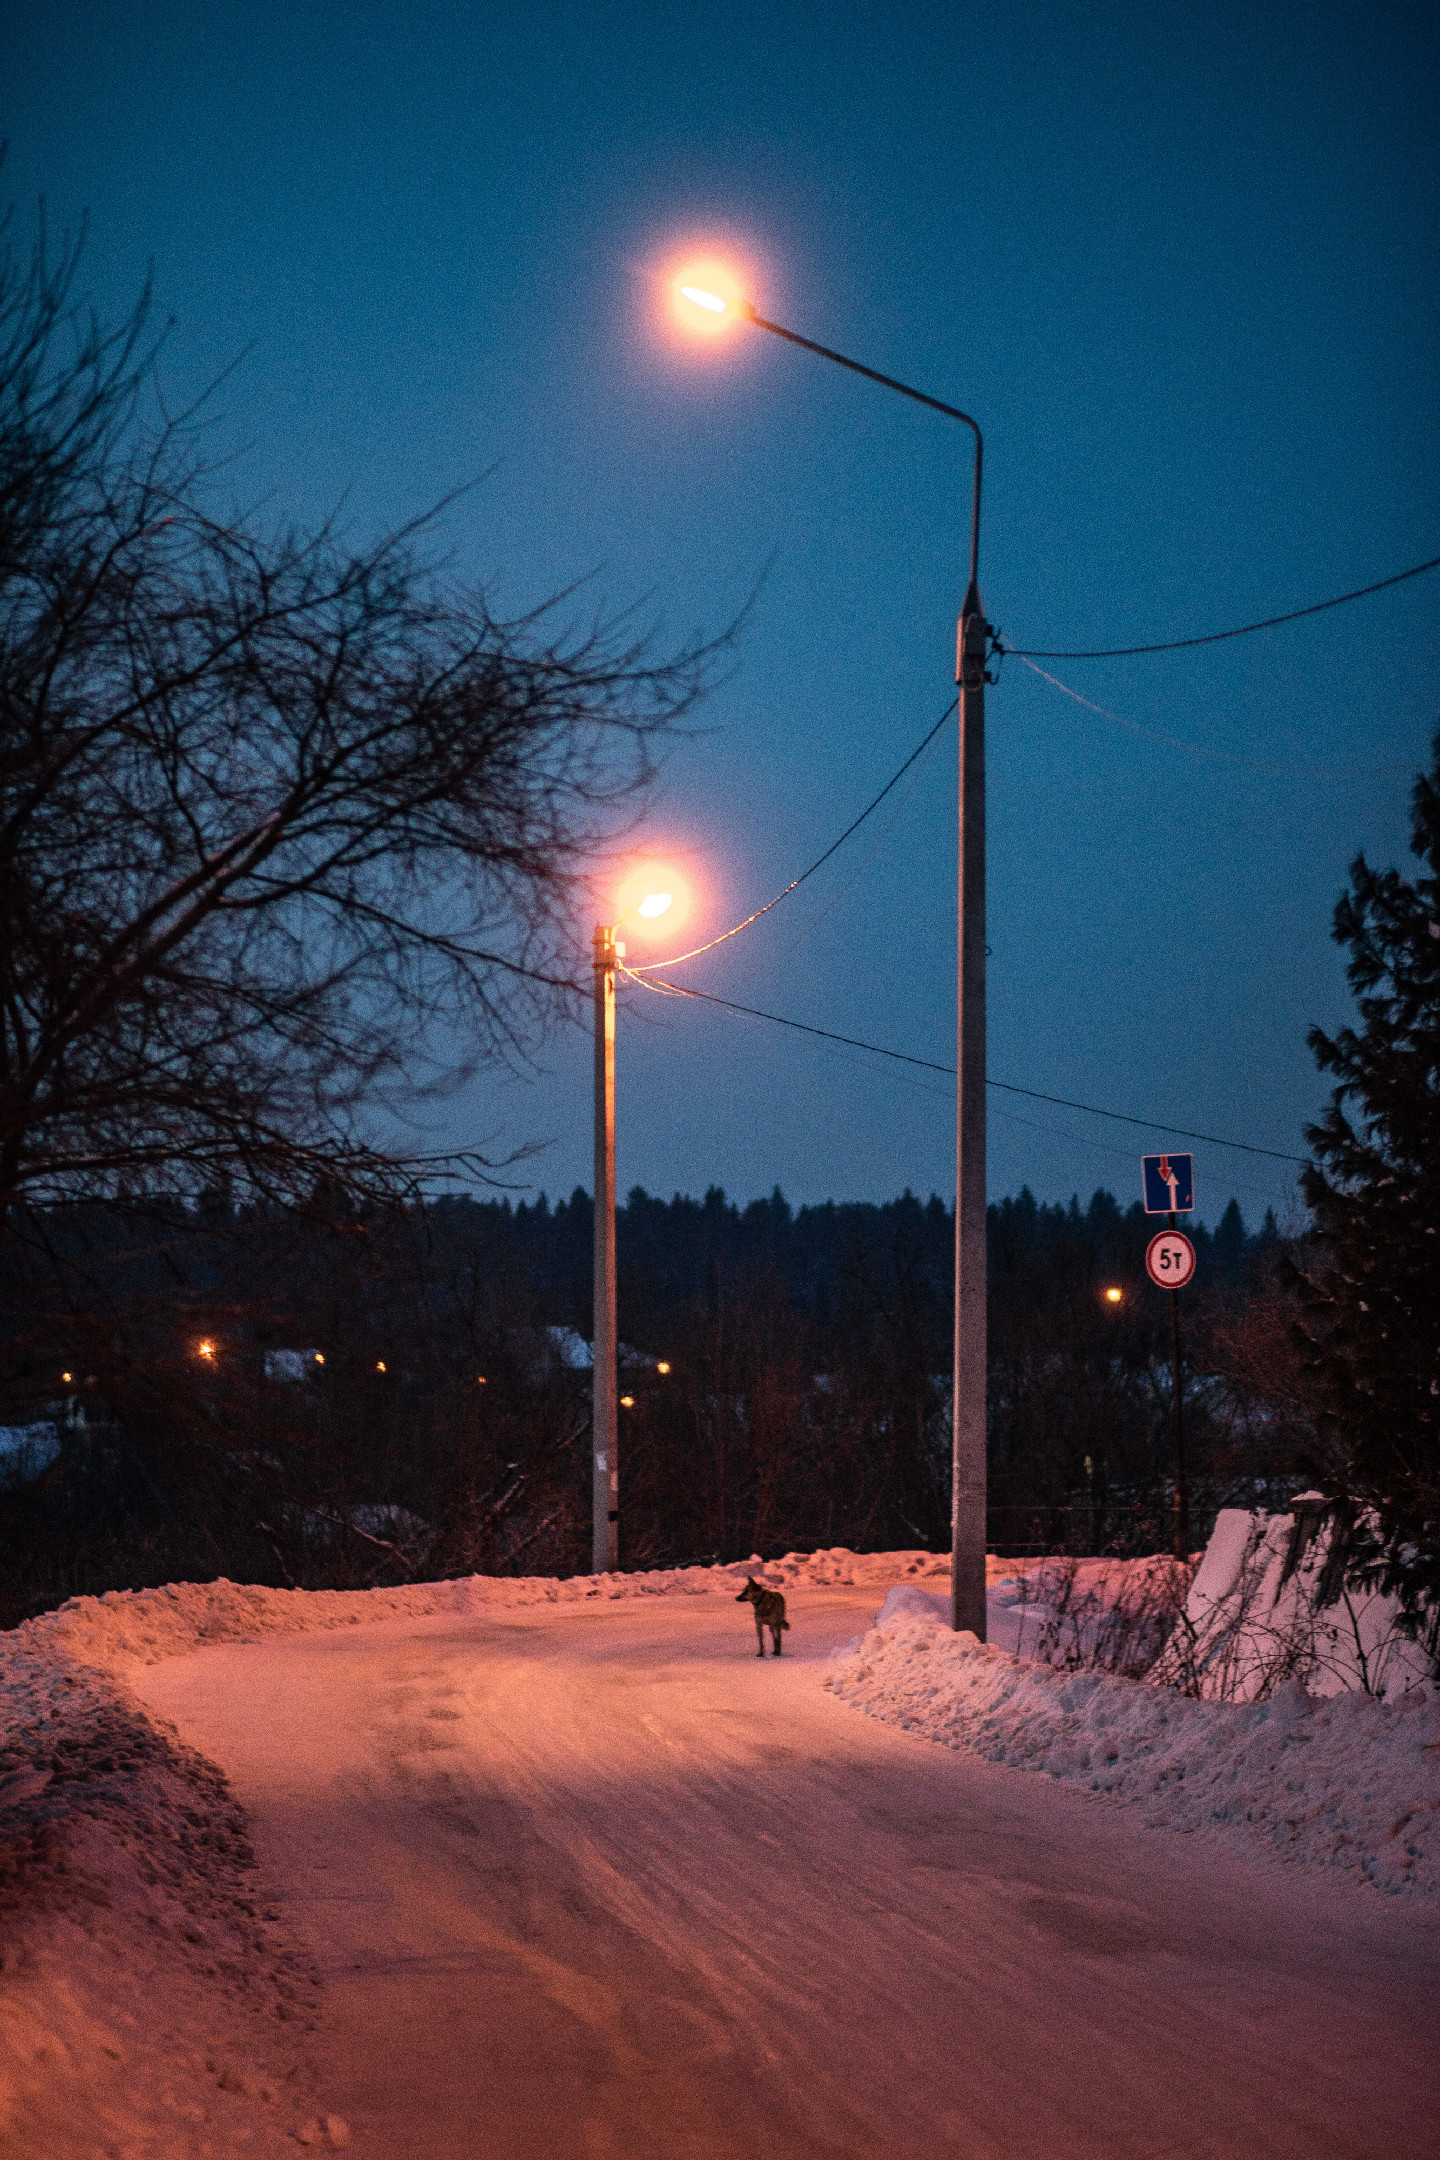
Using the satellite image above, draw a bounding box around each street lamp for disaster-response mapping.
[672,273,990,1637]
[592,881,675,1573]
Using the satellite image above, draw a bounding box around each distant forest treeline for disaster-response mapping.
[0,1182,1307,1625]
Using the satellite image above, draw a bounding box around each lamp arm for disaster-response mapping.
[744,306,982,594]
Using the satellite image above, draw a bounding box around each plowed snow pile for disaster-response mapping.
[825,1582,1440,1900]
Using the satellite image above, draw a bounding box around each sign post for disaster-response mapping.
[1142,1155,1195,1558]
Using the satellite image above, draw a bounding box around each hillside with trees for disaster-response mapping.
[0,1178,1296,1624]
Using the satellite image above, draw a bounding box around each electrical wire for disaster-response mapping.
[728,730,947,986]
[619,966,1309,1165]
[1013,654,1417,777]
[627,696,956,972]
[630,550,1435,980]
[1003,551,1440,660]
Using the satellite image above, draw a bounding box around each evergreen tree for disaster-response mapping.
[1293,731,1440,1660]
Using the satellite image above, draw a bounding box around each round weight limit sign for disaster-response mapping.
[1146,1229,1196,1289]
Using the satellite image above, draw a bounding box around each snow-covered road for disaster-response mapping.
[135,1586,1435,2160]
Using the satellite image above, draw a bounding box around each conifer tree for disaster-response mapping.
[1293,731,1440,1660]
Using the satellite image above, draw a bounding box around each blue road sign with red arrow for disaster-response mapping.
[1142,1152,1195,1214]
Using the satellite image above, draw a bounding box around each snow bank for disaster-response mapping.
[1155,1501,1434,1701]
[0,1644,341,2153]
[826,1602,1440,1900]
[7,1545,958,1674]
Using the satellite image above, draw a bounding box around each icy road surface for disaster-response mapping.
[134,1586,1436,2160]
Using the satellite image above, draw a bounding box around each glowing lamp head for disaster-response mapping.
[376,1360,387,1373]
[613,859,693,941]
[620,1394,635,1409]
[62,1371,73,1384]
[671,259,750,339]
[656,1361,671,1375]
[1104,1287,1124,1305]
[197,1338,216,1362]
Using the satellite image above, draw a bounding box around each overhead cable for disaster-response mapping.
[1014,655,1417,777]
[621,968,1309,1165]
[1003,551,1440,660]
[628,697,956,972]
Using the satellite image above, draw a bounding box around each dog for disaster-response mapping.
[736,1577,790,1656]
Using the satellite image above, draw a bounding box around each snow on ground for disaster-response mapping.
[5,1546,955,1675]
[4,1542,1436,2152]
[1161,1502,1436,1700]
[826,1582,1440,1900]
[0,1548,949,2153]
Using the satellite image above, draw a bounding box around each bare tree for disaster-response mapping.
[0,210,711,1219]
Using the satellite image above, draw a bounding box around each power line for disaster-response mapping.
[1014,654,1417,777]
[622,968,1309,1165]
[634,551,1436,979]
[1002,551,1440,660]
[629,697,956,972]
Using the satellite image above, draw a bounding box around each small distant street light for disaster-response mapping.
[196,1338,216,1363]
[670,266,989,1637]
[1104,1286,1124,1305]
[376,1361,387,1373]
[656,1361,671,1375]
[593,878,676,1572]
[61,1371,73,1385]
[620,1394,635,1409]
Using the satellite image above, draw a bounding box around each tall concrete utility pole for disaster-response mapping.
[952,582,989,1638]
[592,923,620,1573]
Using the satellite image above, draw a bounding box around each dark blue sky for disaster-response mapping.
[11,1,1438,1223]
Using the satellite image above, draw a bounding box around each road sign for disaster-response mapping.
[1142,1152,1194,1214]
[1146,1229,1196,1289]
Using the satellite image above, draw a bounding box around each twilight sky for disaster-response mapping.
[9,0,1438,1222]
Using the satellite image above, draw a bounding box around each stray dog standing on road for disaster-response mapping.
[737,1577,790,1656]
